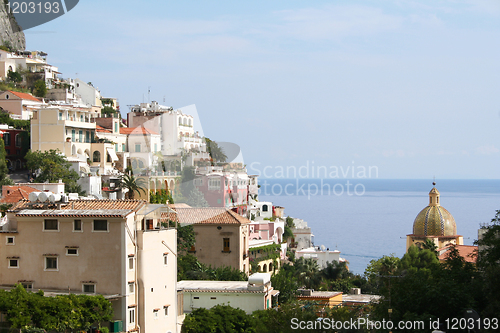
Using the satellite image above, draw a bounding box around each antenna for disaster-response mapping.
[148,86,151,103]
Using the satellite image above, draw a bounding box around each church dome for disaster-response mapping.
[412,186,457,236]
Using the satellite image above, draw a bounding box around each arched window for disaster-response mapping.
[262,264,267,272]
[15,134,21,147]
[3,133,10,145]
[179,117,182,125]
[262,204,268,212]
[93,151,101,162]
[71,145,76,156]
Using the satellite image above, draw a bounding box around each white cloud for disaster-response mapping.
[475,145,500,155]
[273,5,404,41]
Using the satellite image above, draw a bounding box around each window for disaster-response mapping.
[8,259,18,268]
[79,130,83,142]
[262,205,268,212]
[71,129,75,142]
[83,284,95,293]
[164,306,169,316]
[45,257,58,270]
[129,308,135,324]
[80,115,83,122]
[153,309,159,319]
[135,144,141,152]
[93,151,101,162]
[3,133,10,146]
[128,282,135,293]
[114,122,118,133]
[15,134,21,147]
[93,220,108,231]
[163,253,168,266]
[154,143,157,152]
[122,143,125,152]
[66,248,78,256]
[223,238,230,252]
[115,144,118,152]
[58,112,62,120]
[86,131,90,143]
[129,257,134,270]
[6,236,14,245]
[43,219,58,231]
[193,296,199,299]
[21,283,32,290]
[73,220,82,231]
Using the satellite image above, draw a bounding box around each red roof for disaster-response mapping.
[0,186,38,204]
[163,207,251,225]
[120,127,158,135]
[438,245,478,264]
[96,125,111,133]
[6,90,41,102]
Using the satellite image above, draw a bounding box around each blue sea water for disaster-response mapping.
[258,179,500,275]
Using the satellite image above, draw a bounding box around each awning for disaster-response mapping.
[270,290,280,297]
[106,147,119,161]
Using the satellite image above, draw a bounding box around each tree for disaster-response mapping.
[182,304,256,333]
[33,80,47,98]
[294,257,322,289]
[0,285,113,332]
[0,136,13,186]
[364,254,400,294]
[205,138,227,164]
[186,187,209,207]
[7,69,22,83]
[475,210,500,317]
[119,173,147,199]
[25,149,82,194]
[270,263,300,304]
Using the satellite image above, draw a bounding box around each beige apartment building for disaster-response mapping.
[0,199,178,333]
[166,207,250,275]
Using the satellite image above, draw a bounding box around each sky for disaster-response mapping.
[24,0,500,179]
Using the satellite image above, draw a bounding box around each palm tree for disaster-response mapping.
[120,173,147,199]
[295,257,322,289]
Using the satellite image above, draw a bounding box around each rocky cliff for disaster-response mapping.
[0,2,25,51]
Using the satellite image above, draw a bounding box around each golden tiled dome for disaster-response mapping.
[412,186,457,236]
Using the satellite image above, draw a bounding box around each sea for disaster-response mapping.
[258,179,500,275]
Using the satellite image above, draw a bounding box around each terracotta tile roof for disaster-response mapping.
[438,244,478,263]
[6,90,41,102]
[162,207,250,225]
[96,125,111,133]
[0,186,38,204]
[168,203,192,209]
[9,199,147,217]
[120,127,159,135]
